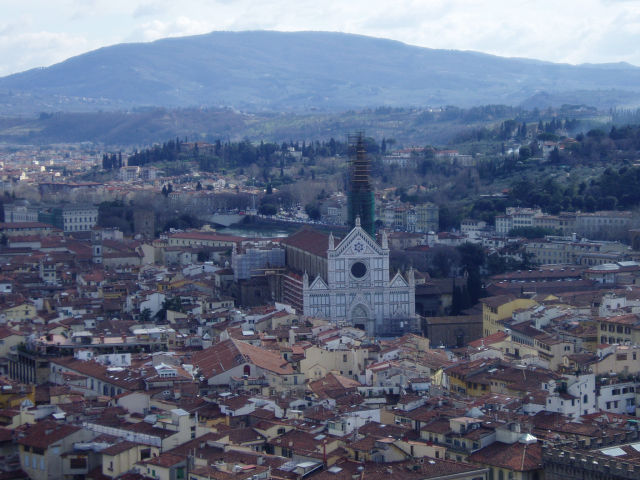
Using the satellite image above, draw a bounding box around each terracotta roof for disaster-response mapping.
[192,338,293,379]
[308,372,360,400]
[49,357,144,392]
[600,313,640,326]
[169,231,243,243]
[469,331,508,348]
[311,458,486,480]
[101,441,138,456]
[280,228,333,258]
[0,326,22,339]
[469,441,542,472]
[17,420,81,449]
[480,295,519,309]
[141,452,185,467]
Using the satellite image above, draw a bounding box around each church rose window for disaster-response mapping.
[351,261,367,278]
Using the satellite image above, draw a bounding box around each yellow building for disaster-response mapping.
[446,359,501,397]
[481,295,538,336]
[0,303,37,324]
[597,313,640,345]
[101,442,160,479]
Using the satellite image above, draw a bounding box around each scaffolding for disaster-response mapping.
[347,132,375,238]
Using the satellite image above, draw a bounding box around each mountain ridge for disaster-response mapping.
[2,30,640,114]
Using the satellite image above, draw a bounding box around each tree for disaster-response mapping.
[518,145,532,160]
[140,308,152,322]
[305,203,321,221]
[155,297,183,322]
[259,204,277,216]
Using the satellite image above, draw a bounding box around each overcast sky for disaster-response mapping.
[2,0,640,77]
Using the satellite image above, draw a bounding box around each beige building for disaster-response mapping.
[300,345,369,381]
[167,230,242,249]
[597,313,640,345]
[575,211,633,238]
[532,213,576,234]
[525,237,628,266]
[481,295,538,337]
[18,421,95,480]
[0,302,37,324]
[102,442,160,479]
[415,202,439,233]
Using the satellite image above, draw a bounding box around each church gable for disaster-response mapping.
[334,226,382,258]
[389,272,409,288]
[309,276,329,291]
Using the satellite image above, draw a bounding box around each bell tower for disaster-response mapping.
[91,228,103,265]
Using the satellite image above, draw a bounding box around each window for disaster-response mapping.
[70,458,86,469]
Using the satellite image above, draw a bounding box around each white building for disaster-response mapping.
[545,373,597,419]
[303,218,416,336]
[597,380,638,414]
[495,207,543,235]
[3,201,38,223]
[63,205,99,232]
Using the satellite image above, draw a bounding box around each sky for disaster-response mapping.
[2,0,640,77]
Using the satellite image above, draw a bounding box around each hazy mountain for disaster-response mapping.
[2,30,640,114]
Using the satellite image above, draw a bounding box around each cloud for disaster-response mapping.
[0,31,89,76]
[136,16,213,41]
[133,1,168,18]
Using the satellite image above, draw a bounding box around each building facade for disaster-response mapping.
[62,205,99,232]
[303,219,416,336]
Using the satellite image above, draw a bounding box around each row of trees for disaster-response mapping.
[109,135,397,174]
[506,165,640,214]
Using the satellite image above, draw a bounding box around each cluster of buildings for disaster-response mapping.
[1,210,640,479]
[495,207,634,239]
[3,142,640,479]
[316,193,439,234]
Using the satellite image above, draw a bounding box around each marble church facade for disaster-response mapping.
[303,218,417,336]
